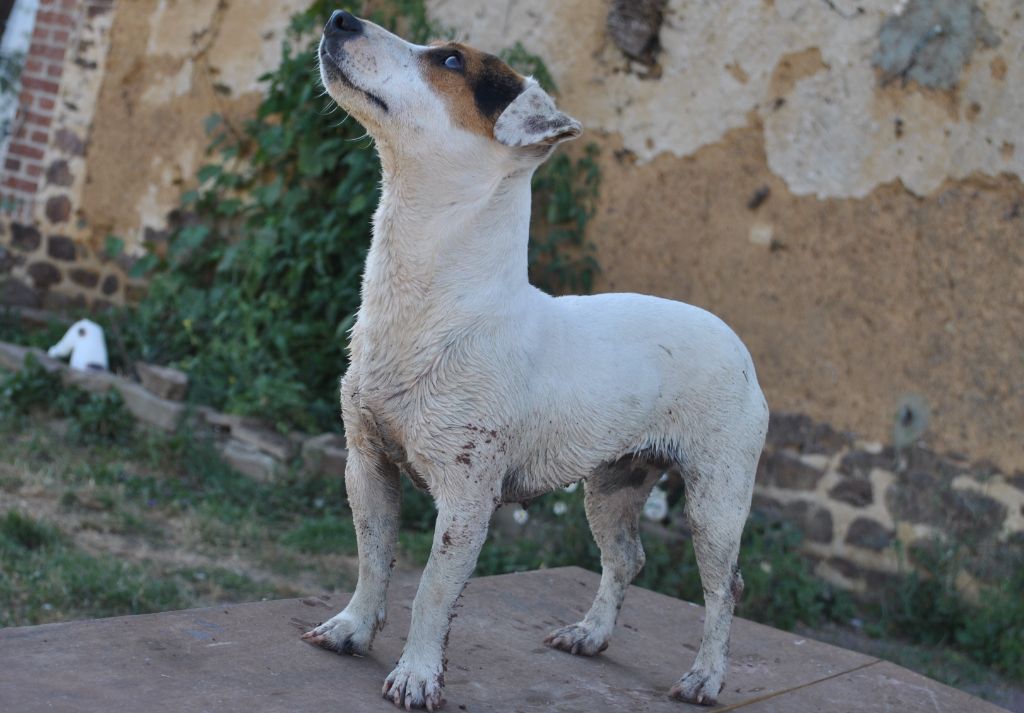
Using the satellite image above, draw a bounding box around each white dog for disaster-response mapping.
[47,319,109,372]
[304,11,768,710]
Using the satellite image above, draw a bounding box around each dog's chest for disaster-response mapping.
[349,361,436,491]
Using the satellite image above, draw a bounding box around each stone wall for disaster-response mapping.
[755,412,1024,593]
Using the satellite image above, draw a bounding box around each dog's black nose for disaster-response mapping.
[325,10,363,37]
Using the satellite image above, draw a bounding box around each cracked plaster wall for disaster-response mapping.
[427,0,1023,470]
[428,0,1022,198]
[80,0,308,250]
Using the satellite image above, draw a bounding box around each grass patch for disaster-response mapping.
[0,507,295,628]
[0,509,187,626]
[281,515,357,555]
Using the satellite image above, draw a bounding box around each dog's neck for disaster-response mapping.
[356,145,535,346]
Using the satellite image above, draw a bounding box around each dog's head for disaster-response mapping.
[318,10,581,165]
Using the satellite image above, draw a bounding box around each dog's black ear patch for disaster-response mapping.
[421,42,528,139]
[473,55,525,120]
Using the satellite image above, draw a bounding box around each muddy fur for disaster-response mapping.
[306,11,768,710]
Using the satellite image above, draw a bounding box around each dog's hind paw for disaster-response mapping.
[543,622,610,656]
[668,668,724,707]
[301,611,373,656]
[382,660,444,711]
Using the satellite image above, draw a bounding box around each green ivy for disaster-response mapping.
[109,0,601,434]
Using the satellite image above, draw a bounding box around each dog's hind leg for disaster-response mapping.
[545,459,661,656]
[669,448,757,706]
[303,446,401,655]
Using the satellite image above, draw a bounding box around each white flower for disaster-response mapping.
[642,488,669,521]
[513,507,529,525]
[553,501,568,516]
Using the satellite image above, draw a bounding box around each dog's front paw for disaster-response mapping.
[543,622,609,656]
[382,659,444,711]
[668,666,724,707]
[301,611,375,655]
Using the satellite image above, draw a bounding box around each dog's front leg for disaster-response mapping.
[383,487,494,711]
[303,446,400,654]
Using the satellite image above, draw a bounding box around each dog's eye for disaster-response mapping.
[444,53,463,70]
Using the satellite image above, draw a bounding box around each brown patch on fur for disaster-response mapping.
[420,42,525,139]
[730,566,745,603]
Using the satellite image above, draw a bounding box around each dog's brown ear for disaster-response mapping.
[494,83,582,148]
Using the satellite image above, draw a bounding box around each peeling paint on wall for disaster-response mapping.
[427,0,1023,198]
[82,0,309,252]
[873,0,1000,90]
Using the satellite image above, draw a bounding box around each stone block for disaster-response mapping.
[301,432,348,477]
[100,274,119,295]
[45,195,72,224]
[27,262,62,289]
[0,277,42,308]
[0,245,24,274]
[758,449,825,490]
[838,449,894,479]
[785,500,834,543]
[46,160,73,187]
[608,0,663,61]
[135,362,189,402]
[753,493,833,543]
[10,223,41,252]
[844,517,894,551]
[231,422,297,462]
[62,368,118,394]
[219,439,280,483]
[114,380,185,432]
[828,477,873,507]
[47,235,76,261]
[766,412,851,455]
[887,470,1007,539]
[0,342,64,373]
[69,268,100,288]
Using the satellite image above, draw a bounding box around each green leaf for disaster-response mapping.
[104,235,124,259]
[197,164,223,184]
[128,254,160,279]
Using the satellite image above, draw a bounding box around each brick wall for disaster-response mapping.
[1,0,119,310]
[1,0,73,220]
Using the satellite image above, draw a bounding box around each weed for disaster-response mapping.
[0,354,62,417]
[0,509,60,551]
[64,389,135,446]
[878,537,1024,679]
